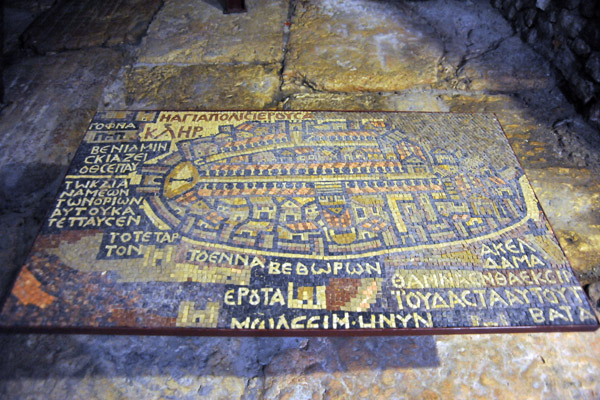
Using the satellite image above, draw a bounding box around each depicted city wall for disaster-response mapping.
[0,111,597,334]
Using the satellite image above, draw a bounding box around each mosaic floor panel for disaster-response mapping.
[1,111,597,335]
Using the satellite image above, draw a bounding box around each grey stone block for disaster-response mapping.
[564,0,581,11]
[583,22,600,50]
[571,37,591,57]
[585,52,600,83]
[580,1,600,18]
[558,9,584,38]
[570,74,596,104]
[536,0,551,11]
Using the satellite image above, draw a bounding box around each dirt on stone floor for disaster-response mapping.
[1,0,600,399]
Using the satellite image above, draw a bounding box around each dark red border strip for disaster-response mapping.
[0,322,597,336]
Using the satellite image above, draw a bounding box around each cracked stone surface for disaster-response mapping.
[122,64,281,110]
[455,36,554,92]
[136,0,289,65]
[526,168,600,282]
[4,1,55,54]
[1,0,600,398]
[22,0,163,53]
[282,0,444,93]
[1,332,600,398]
[0,48,123,299]
[283,91,450,112]
[0,50,123,167]
[411,0,552,92]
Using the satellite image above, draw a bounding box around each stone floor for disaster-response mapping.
[1,0,600,398]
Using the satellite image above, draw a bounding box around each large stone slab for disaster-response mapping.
[406,0,514,62]
[282,92,450,112]
[526,167,600,283]
[0,50,123,168]
[4,0,55,53]
[456,36,554,92]
[2,331,600,398]
[0,111,596,335]
[22,0,162,53]
[136,0,288,65]
[122,64,281,110]
[260,332,600,399]
[402,0,554,92]
[0,49,123,298]
[282,1,444,92]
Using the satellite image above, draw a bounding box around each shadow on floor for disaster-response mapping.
[0,334,439,379]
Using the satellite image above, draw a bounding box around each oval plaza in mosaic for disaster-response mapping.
[0,111,597,334]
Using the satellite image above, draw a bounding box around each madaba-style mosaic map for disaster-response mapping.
[0,111,597,334]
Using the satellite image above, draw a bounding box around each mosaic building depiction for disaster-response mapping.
[0,111,597,334]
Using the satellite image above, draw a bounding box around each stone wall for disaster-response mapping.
[491,0,600,129]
